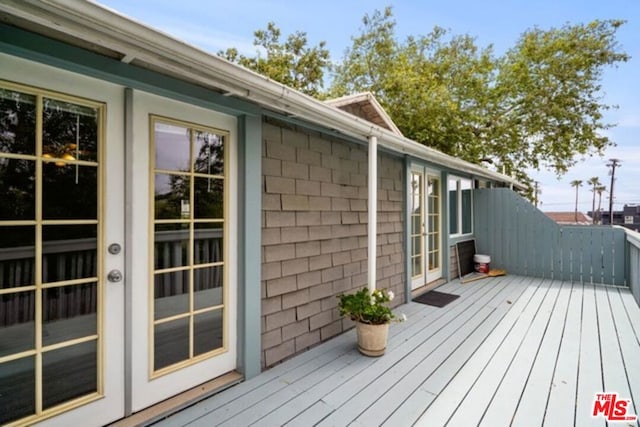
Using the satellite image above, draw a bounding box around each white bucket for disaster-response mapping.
[473,254,491,273]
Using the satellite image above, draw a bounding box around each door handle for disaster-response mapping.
[107,269,123,283]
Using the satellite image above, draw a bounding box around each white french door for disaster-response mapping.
[128,91,237,412]
[0,55,125,426]
[410,167,442,290]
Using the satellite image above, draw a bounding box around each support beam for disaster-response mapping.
[368,136,378,292]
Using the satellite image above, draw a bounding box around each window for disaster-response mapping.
[449,176,472,235]
[151,116,227,375]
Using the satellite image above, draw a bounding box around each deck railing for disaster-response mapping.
[626,229,640,305]
[0,229,222,327]
[474,188,627,286]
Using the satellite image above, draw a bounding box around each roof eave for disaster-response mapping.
[0,0,525,189]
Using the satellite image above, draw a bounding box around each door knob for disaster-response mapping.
[107,269,123,283]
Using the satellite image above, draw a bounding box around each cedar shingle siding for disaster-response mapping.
[261,119,405,368]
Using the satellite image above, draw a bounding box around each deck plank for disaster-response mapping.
[596,285,637,425]
[152,276,640,427]
[574,283,605,427]
[311,279,512,426]
[606,287,640,427]
[412,276,543,426]
[543,280,584,427]
[510,280,573,427]
[371,277,530,426]
[479,280,564,426]
[444,278,557,426]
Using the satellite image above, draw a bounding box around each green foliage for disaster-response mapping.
[218,22,331,97]
[223,9,628,194]
[337,287,396,325]
[330,8,628,190]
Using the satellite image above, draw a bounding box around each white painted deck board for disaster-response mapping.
[444,277,556,426]
[574,283,605,427]
[479,280,565,427]
[154,276,640,427]
[510,280,573,427]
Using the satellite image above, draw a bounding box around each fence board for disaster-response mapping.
[473,189,626,286]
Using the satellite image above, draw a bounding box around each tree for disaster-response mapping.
[218,22,331,97]
[595,185,606,224]
[571,179,583,222]
[330,8,628,187]
[587,177,601,224]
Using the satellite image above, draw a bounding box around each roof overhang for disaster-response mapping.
[0,0,525,189]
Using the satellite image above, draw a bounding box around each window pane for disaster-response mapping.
[154,318,189,370]
[42,163,97,220]
[194,309,223,356]
[0,157,35,220]
[0,225,35,289]
[194,265,223,310]
[154,270,190,320]
[42,283,97,346]
[0,291,35,357]
[154,223,189,269]
[155,122,190,171]
[194,177,223,219]
[0,356,35,424]
[43,98,98,163]
[449,188,458,234]
[462,188,472,234]
[194,223,223,265]
[155,173,190,220]
[42,225,97,283]
[42,341,97,410]
[194,131,224,175]
[0,89,36,155]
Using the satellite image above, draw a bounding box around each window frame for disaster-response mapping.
[448,175,473,237]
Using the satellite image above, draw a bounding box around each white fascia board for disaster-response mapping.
[5,0,524,189]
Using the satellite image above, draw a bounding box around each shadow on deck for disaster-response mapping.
[156,275,640,427]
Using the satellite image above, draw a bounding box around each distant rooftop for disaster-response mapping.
[544,211,592,225]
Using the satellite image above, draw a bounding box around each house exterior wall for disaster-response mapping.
[260,118,405,368]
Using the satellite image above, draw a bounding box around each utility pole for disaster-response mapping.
[534,181,540,208]
[607,159,621,225]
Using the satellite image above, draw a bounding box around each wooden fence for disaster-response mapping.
[474,188,627,286]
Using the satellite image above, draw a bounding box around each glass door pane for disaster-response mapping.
[427,176,441,273]
[410,172,424,286]
[0,86,103,425]
[151,118,227,376]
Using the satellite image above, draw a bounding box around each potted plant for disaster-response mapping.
[337,287,405,356]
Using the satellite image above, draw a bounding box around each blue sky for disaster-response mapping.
[99,0,639,214]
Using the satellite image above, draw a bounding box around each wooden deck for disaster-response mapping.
[155,276,640,427]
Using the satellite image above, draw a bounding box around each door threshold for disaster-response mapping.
[109,371,243,427]
[411,278,447,299]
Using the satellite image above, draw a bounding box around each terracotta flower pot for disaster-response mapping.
[355,321,389,357]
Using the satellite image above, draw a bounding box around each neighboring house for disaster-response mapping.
[0,2,523,425]
[544,211,593,225]
[593,204,640,231]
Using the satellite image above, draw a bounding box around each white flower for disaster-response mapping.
[400,313,407,322]
[387,290,394,301]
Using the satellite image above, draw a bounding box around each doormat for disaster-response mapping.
[413,290,460,308]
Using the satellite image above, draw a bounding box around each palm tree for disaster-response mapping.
[570,180,583,223]
[588,177,601,224]
[596,185,606,224]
